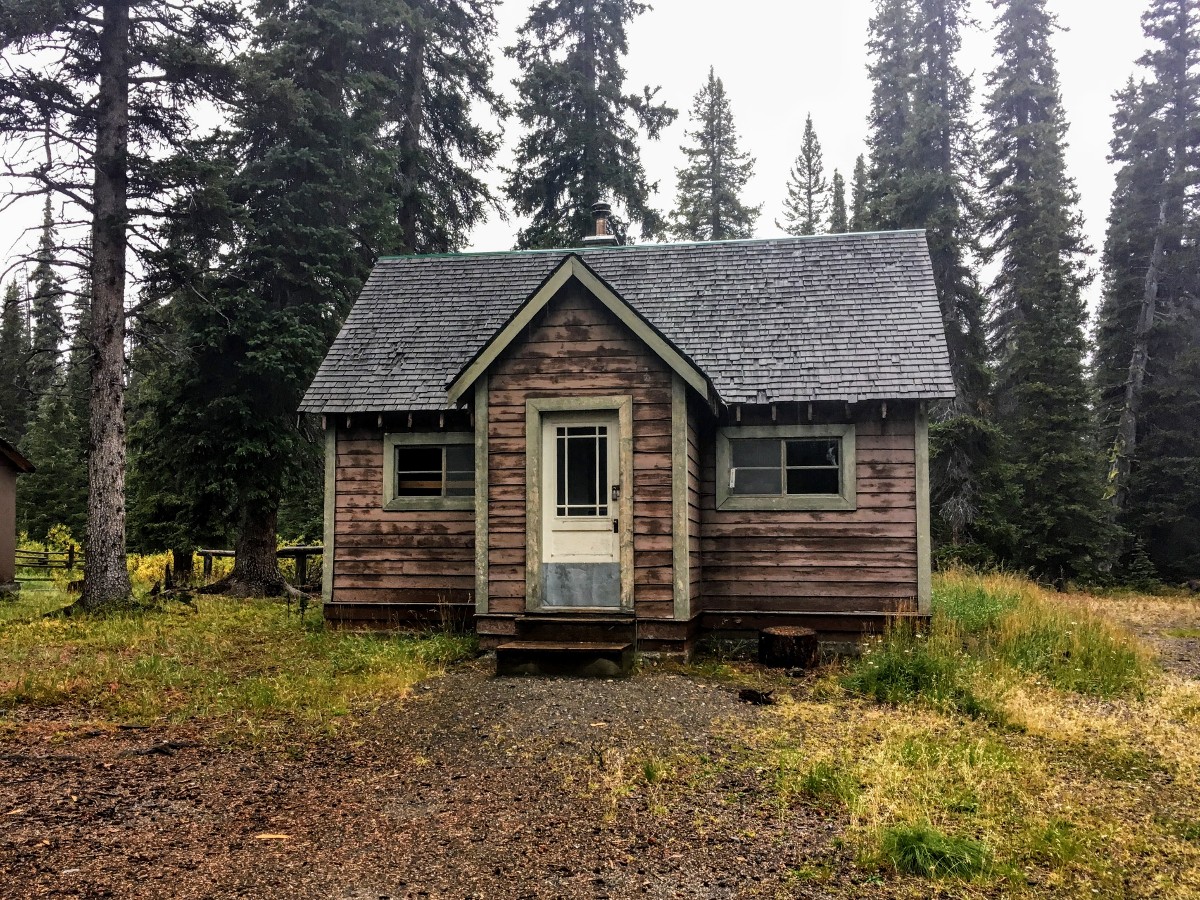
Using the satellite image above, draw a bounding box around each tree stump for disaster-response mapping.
[758,626,819,669]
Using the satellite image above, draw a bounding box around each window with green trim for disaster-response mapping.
[383,432,475,511]
[716,424,856,511]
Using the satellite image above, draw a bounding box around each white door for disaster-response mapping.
[541,413,621,608]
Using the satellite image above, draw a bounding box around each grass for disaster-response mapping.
[736,571,1200,895]
[879,822,991,878]
[0,589,476,742]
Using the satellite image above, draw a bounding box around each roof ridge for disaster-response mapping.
[376,230,928,262]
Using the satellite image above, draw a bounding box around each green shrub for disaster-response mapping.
[880,823,991,879]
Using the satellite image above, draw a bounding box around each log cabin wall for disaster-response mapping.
[328,412,476,627]
[484,278,677,624]
[698,402,919,636]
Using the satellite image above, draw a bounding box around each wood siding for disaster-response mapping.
[699,403,919,615]
[332,421,475,609]
[687,394,704,612]
[0,467,15,585]
[487,278,676,619]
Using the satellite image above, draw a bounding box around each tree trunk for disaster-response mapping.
[171,548,194,585]
[1106,200,1166,518]
[201,504,290,597]
[78,0,132,612]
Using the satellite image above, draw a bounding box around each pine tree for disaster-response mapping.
[506,0,677,248]
[850,154,870,231]
[779,114,829,236]
[0,281,32,441]
[1094,0,1200,578]
[981,0,1108,580]
[15,380,88,542]
[829,170,848,233]
[27,198,66,400]
[0,0,244,610]
[670,67,759,241]
[865,0,992,546]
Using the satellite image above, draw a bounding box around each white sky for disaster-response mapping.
[0,0,1148,315]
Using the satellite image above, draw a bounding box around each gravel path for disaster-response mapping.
[0,660,869,900]
[1104,594,1200,680]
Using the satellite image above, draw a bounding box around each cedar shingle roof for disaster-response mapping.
[300,230,955,413]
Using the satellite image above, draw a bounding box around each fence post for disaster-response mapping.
[67,546,75,570]
[203,554,213,579]
[296,553,308,587]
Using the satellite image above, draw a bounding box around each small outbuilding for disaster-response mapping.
[0,438,35,595]
[301,222,954,660]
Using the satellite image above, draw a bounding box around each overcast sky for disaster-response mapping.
[0,0,1149,316]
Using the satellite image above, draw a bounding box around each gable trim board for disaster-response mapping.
[447,254,711,405]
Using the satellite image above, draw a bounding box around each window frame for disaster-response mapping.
[382,431,475,511]
[715,423,857,511]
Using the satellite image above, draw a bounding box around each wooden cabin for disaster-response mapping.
[301,225,954,662]
[0,438,34,595]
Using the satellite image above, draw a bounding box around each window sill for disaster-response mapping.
[383,496,475,512]
[717,494,857,512]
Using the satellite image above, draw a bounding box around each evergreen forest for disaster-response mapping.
[0,0,1197,608]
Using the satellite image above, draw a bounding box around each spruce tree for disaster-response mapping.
[135,0,502,596]
[829,170,848,233]
[981,0,1108,580]
[865,0,992,546]
[670,67,760,241]
[779,114,829,236]
[1094,0,1200,578]
[506,0,677,248]
[27,198,66,400]
[850,154,870,231]
[0,281,32,441]
[387,0,504,254]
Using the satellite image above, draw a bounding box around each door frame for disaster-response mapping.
[525,396,634,612]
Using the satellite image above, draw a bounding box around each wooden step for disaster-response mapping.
[495,640,635,678]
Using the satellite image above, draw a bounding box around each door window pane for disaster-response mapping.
[556,424,610,516]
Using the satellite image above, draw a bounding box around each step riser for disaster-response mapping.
[496,646,634,678]
[516,621,636,643]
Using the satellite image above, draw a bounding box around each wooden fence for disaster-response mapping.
[196,545,323,587]
[14,547,83,581]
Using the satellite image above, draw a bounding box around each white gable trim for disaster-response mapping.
[446,255,711,404]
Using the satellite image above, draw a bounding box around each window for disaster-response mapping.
[555,424,610,517]
[716,424,856,511]
[383,432,475,511]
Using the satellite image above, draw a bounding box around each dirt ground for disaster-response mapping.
[0,662,876,900]
[3,593,1197,900]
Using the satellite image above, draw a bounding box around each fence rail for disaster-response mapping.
[15,547,83,581]
[196,545,322,587]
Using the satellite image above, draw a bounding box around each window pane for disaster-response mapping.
[732,467,782,495]
[731,439,779,468]
[566,433,599,508]
[444,444,475,496]
[787,439,839,468]
[396,445,443,497]
[787,468,840,495]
